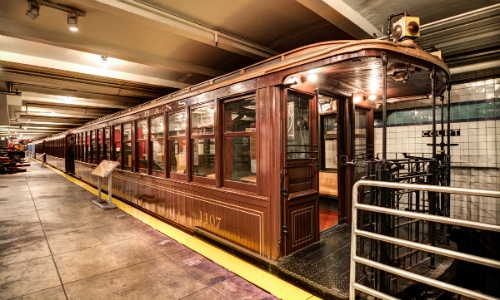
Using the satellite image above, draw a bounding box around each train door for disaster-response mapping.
[65,134,75,174]
[337,99,373,224]
[318,94,340,232]
[281,90,319,255]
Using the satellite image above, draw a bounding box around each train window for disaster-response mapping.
[192,138,215,178]
[286,92,312,159]
[191,105,215,181]
[77,133,82,161]
[151,115,165,175]
[84,132,89,162]
[123,123,132,170]
[224,97,255,133]
[136,119,148,174]
[168,110,187,177]
[191,105,214,134]
[104,127,111,160]
[151,115,164,139]
[223,96,256,189]
[169,140,186,175]
[98,128,104,163]
[74,133,79,161]
[114,125,122,164]
[91,130,97,164]
[168,111,186,136]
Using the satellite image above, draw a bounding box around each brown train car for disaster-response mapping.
[32,38,449,260]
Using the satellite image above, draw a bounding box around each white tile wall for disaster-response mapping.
[374,77,500,225]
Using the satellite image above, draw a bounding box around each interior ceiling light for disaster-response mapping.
[67,12,78,31]
[391,64,418,83]
[25,0,40,20]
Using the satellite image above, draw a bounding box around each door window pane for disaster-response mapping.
[287,92,311,159]
[323,113,338,169]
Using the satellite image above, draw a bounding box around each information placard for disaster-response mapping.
[91,160,121,209]
[91,160,120,177]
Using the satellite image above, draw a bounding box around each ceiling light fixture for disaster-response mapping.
[67,12,78,32]
[24,0,85,31]
[25,0,40,20]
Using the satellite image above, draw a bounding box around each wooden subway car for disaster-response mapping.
[32,39,449,260]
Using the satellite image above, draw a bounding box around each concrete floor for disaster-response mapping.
[0,160,279,300]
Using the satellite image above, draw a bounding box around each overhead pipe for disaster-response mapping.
[449,59,500,74]
[421,3,500,32]
[95,0,278,59]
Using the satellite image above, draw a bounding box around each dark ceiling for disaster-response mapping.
[1,0,499,140]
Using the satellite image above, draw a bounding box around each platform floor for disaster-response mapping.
[0,159,321,300]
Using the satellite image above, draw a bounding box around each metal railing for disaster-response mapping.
[350,180,500,300]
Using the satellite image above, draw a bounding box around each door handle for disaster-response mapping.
[340,155,357,166]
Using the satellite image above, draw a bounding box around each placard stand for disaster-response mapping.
[91,160,120,209]
[40,153,46,168]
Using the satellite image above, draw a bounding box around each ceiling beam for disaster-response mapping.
[12,115,92,125]
[94,0,278,59]
[297,0,383,39]
[20,92,138,109]
[0,35,191,89]
[0,19,223,79]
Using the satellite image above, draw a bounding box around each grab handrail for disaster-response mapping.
[350,180,500,300]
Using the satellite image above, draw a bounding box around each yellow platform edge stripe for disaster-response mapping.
[42,161,321,300]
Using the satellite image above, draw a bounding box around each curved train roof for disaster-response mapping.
[41,39,450,140]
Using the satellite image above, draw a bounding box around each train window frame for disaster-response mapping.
[286,90,314,160]
[74,133,79,161]
[221,95,257,193]
[168,109,187,179]
[91,130,97,164]
[122,122,133,171]
[77,133,82,162]
[104,127,111,161]
[190,102,216,184]
[150,113,166,177]
[84,132,89,163]
[136,118,149,174]
[113,124,122,165]
[98,128,105,163]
